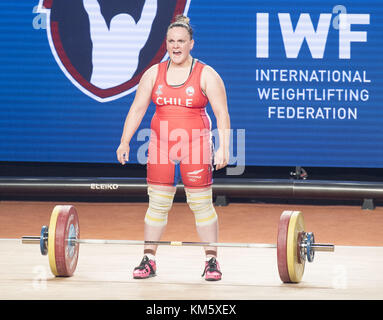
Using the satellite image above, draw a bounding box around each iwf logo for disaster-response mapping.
[36,0,191,102]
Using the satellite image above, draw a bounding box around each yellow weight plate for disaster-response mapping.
[286,211,305,283]
[48,205,61,276]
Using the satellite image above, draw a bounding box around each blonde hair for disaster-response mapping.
[167,15,193,39]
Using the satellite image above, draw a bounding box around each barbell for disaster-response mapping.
[21,205,334,283]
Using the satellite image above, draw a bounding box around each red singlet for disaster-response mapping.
[147,59,213,188]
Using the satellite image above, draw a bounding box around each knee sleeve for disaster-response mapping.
[144,186,175,227]
[186,188,218,227]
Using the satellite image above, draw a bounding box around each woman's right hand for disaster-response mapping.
[116,142,130,165]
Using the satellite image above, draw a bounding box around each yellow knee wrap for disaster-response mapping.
[186,188,218,226]
[144,186,175,227]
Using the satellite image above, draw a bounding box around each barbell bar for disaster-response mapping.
[20,205,335,282]
[22,236,334,251]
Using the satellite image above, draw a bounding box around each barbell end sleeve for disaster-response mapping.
[21,236,41,244]
[311,243,335,252]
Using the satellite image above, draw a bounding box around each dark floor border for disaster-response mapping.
[1,176,383,208]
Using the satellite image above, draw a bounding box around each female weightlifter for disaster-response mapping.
[116,15,230,281]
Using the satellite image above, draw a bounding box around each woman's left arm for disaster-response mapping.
[202,65,231,170]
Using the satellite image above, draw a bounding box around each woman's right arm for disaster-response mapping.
[116,65,157,165]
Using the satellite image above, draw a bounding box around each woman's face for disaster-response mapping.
[166,27,194,66]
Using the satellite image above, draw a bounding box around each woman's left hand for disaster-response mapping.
[214,147,230,170]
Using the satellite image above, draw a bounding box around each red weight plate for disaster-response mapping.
[277,211,292,283]
[54,205,80,277]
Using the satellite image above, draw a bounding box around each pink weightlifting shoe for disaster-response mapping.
[202,257,222,281]
[133,255,156,279]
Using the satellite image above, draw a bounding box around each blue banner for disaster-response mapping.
[0,0,382,168]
